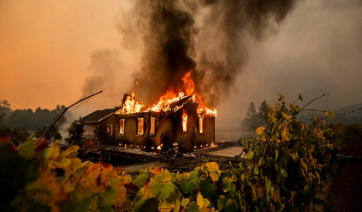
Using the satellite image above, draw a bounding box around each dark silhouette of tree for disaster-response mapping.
[68,120,84,145]
[0,124,30,146]
[242,101,269,131]
[35,122,62,143]
[1,100,10,108]
[1,105,66,131]
[94,124,113,145]
[257,100,268,126]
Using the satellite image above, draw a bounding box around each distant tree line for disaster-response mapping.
[242,100,268,132]
[0,100,66,143]
[0,102,65,131]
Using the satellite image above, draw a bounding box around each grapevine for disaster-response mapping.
[0,93,344,211]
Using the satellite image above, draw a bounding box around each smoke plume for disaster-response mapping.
[80,49,132,111]
[118,0,299,107]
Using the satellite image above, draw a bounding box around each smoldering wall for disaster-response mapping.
[117,0,299,107]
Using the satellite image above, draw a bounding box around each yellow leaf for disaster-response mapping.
[255,126,265,135]
[197,193,204,208]
[317,130,323,138]
[278,93,284,101]
[260,133,266,142]
[281,128,290,142]
[205,162,220,174]
[281,112,291,122]
[291,153,299,161]
[209,172,219,182]
[327,143,334,149]
[197,193,210,210]
[324,110,335,119]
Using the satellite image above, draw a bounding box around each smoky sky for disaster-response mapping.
[117,0,299,106]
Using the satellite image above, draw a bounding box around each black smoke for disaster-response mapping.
[119,0,299,106]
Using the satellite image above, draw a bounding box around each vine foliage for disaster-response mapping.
[0,93,343,211]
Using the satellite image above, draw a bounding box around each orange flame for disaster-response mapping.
[182,109,188,132]
[116,70,217,117]
[182,71,195,96]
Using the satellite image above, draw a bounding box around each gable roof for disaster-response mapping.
[81,109,115,124]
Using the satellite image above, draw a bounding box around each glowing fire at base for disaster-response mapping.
[157,144,163,150]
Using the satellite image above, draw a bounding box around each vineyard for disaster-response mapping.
[0,94,347,211]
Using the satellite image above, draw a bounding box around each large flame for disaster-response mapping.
[116,70,217,117]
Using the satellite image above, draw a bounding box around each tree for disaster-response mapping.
[257,100,268,126]
[68,120,84,145]
[35,122,62,143]
[247,102,257,117]
[0,124,30,146]
[242,102,258,131]
[1,100,10,108]
[242,101,269,132]
[94,124,113,145]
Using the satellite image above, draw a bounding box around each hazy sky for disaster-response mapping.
[1,0,361,126]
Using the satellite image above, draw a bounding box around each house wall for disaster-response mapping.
[82,114,117,145]
[116,112,175,149]
[115,101,215,152]
[173,102,215,151]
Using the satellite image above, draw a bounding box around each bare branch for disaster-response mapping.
[35,90,103,147]
[301,92,330,111]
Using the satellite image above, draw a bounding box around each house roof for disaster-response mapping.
[168,95,194,111]
[81,109,115,124]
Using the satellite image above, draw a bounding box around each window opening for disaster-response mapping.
[107,124,112,135]
[199,117,204,134]
[119,119,125,134]
[137,117,144,136]
[182,109,187,133]
[150,117,156,136]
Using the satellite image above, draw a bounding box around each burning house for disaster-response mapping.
[81,71,217,152]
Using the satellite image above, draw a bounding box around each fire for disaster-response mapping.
[118,91,144,114]
[116,70,217,117]
[182,71,195,95]
[157,144,163,150]
[182,109,188,132]
[199,117,204,134]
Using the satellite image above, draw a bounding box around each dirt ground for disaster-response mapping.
[328,128,362,212]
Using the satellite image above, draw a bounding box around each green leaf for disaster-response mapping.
[265,177,273,201]
[217,195,226,211]
[298,93,303,101]
[275,149,279,160]
[133,172,148,188]
[225,199,239,212]
[246,151,254,159]
[253,166,259,175]
[181,198,190,208]
[150,181,174,201]
[180,179,193,194]
[187,201,200,212]
[200,180,217,200]
[18,139,35,158]
[222,177,235,193]
[133,196,158,212]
